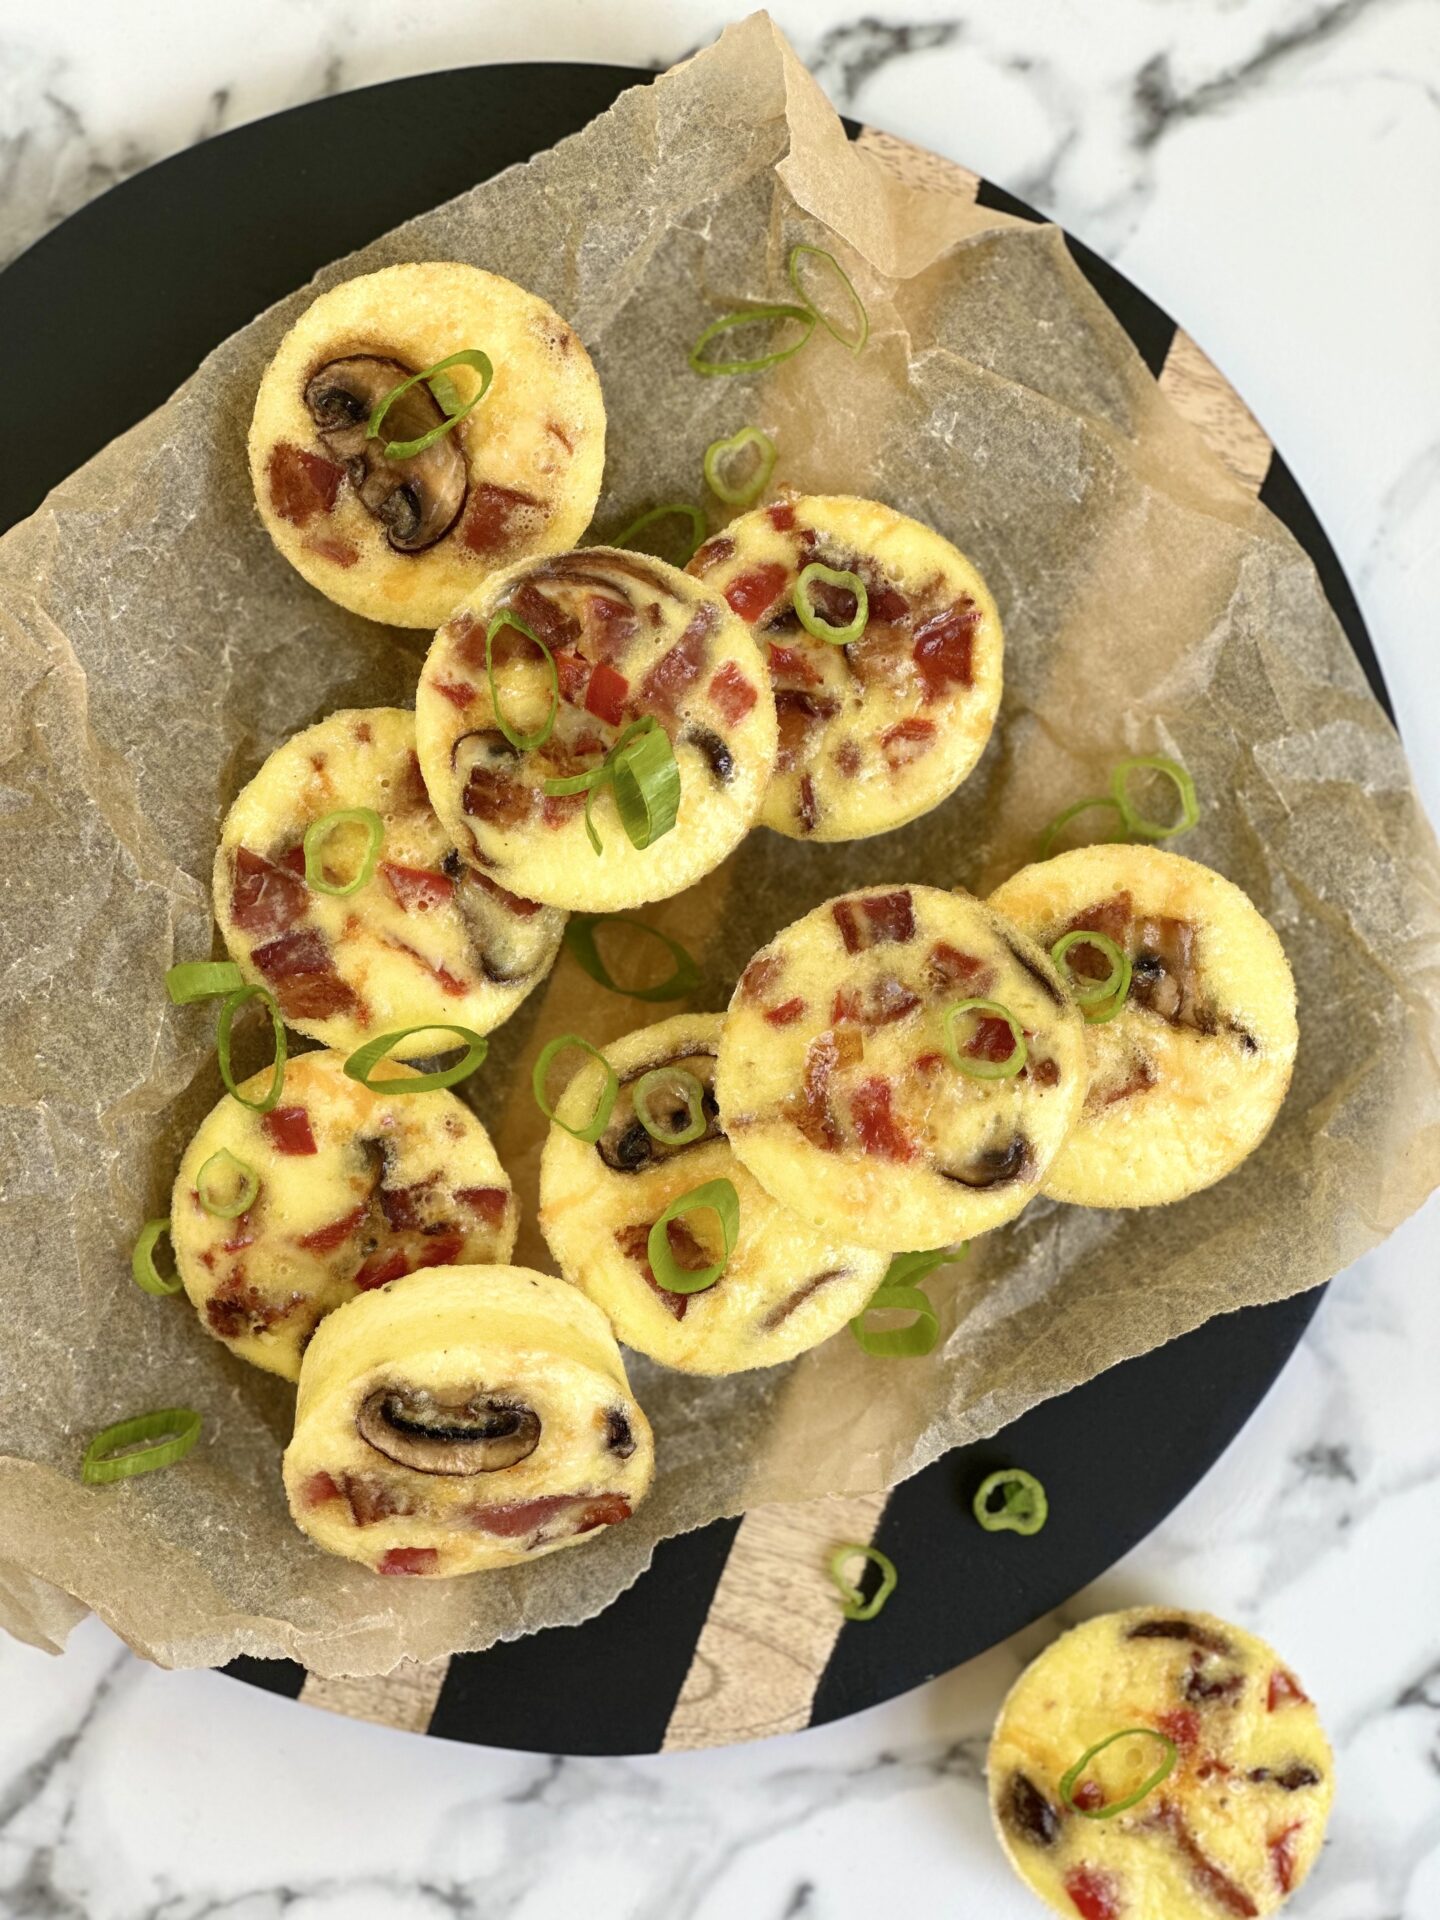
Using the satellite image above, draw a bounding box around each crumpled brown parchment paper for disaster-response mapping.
[3,15,1439,1676]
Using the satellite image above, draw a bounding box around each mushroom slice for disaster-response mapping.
[596,1050,722,1173]
[304,355,467,553]
[357,1385,540,1475]
[941,1135,1035,1189]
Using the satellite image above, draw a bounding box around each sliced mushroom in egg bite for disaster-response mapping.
[687,495,1003,840]
[538,1013,890,1374]
[414,548,777,912]
[716,885,1088,1253]
[214,707,564,1058]
[170,1050,517,1381]
[988,845,1297,1209]
[249,262,605,627]
[282,1266,654,1576]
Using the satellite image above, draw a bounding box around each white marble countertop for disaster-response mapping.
[2,4,1438,1916]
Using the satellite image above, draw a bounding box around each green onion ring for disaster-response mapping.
[367,348,494,460]
[633,1067,708,1146]
[532,1034,620,1144]
[827,1543,897,1621]
[165,960,244,1005]
[81,1407,202,1486]
[130,1218,182,1297]
[687,303,817,378]
[794,561,868,646]
[849,1279,941,1357]
[612,504,707,567]
[302,807,384,897]
[1059,1728,1178,1819]
[609,720,681,850]
[1110,755,1200,840]
[647,1177,739,1294]
[1050,929,1133,1027]
[703,426,777,507]
[564,914,700,1002]
[217,986,287,1114]
[343,1024,488,1094]
[1036,795,1127,861]
[973,1467,1049,1536]
[788,244,870,353]
[486,608,559,752]
[196,1148,260,1221]
[942,999,1028,1080]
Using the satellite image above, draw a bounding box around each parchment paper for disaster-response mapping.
[3,15,1439,1676]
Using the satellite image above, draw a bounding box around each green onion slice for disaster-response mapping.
[1059,1728,1178,1819]
[217,986,287,1114]
[794,562,868,646]
[788,244,869,353]
[827,1543,897,1621]
[943,999,1028,1080]
[610,720,681,850]
[302,807,384,897]
[1036,795,1127,861]
[612,503,706,568]
[633,1067,708,1146]
[1110,755,1200,841]
[850,1278,941,1357]
[565,914,700,1002]
[165,961,245,1005]
[532,1034,619,1144]
[486,609,558,752]
[688,303,817,378]
[647,1177,739,1294]
[196,1149,260,1221]
[1050,929,1133,1027]
[367,348,494,460]
[81,1407,202,1486]
[343,1025,488,1094]
[703,426,777,507]
[131,1218,181,1297]
[973,1467,1049,1536]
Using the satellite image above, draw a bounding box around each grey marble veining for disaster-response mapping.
[0,2,1437,1915]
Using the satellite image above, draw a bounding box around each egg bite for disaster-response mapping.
[282,1265,654,1576]
[715,885,1088,1253]
[987,845,1297,1209]
[538,1013,890,1374]
[989,1606,1333,1918]
[214,707,564,1059]
[415,548,778,912]
[249,262,605,627]
[171,1050,516,1380]
[686,494,1002,840]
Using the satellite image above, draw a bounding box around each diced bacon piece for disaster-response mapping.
[764,997,807,1027]
[220,1216,256,1255]
[724,563,789,623]
[767,503,796,532]
[1063,1867,1120,1920]
[250,928,360,1021]
[340,1472,410,1527]
[638,604,716,716]
[1070,1779,1105,1812]
[583,593,638,660]
[784,1033,845,1151]
[835,739,863,778]
[832,890,916,954]
[206,1281,298,1341]
[468,870,544,917]
[305,535,359,568]
[541,791,585,828]
[775,689,839,773]
[867,582,910,624]
[880,716,938,770]
[1031,1056,1061,1087]
[1268,1668,1310,1711]
[456,1186,510,1229]
[850,1077,917,1160]
[296,1204,368,1254]
[925,941,992,992]
[278,844,308,875]
[267,442,343,526]
[302,1470,341,1508]
[796,774,819,834]
[553,648,591,705]
[614,1219,707,1320]
[1269,1823,1303,1895]
[768,641,823,687]
[463,767,534,828]
[915,1050,945,1074]
[472,1493,631,1539]
[967,1015,1019,1063]
[382,935,469,997]
[353,1229,465,1292]
[230,846,308,937]
[585,660,630,726]
[913,599,979,700]
[378,1179,439,1233]
[832,977,922,1029]
[380,861,455,912]
[433,677,478,711]
[1157,1707,1201,1752]
[1066,892,1135,952]
[460,483,543,555]
[739,951,785,1001]
[379,1547,437,1576]
[508,578,582,652]
[709,659,758,725]
[353,1247,410,1291]
[690,534,736,575]
[261,1105,318,1156]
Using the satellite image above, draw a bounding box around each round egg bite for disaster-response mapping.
[171,1050,517,1380]
[989,1606,1333,1918]
[283,1265,654,1577]
[538,1013,890,1374]
[415,548,777,912]
[214,707,564,1060]
[987,845,1297,1209]
[249,262,605,627]
[715,884,1088,1253]
[687,494,1003,841]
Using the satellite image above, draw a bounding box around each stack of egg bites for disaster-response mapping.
[159,262,1298,1585]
